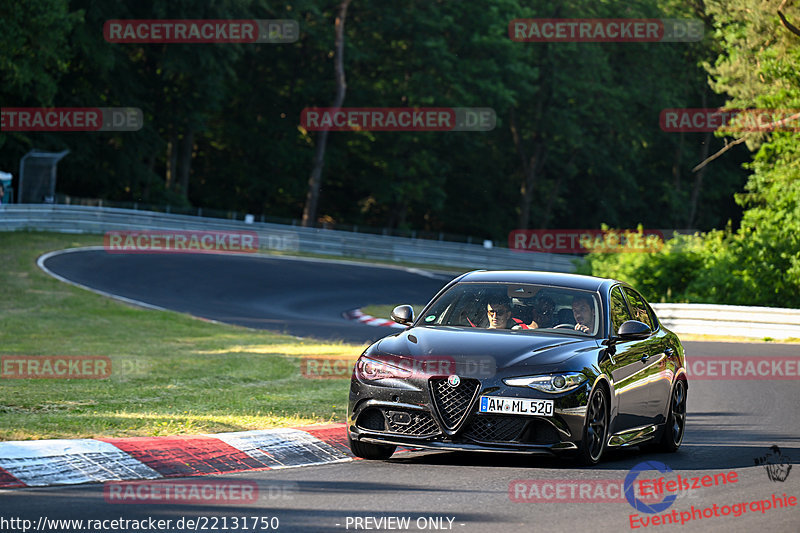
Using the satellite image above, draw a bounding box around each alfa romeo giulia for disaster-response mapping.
[347,270,687,465]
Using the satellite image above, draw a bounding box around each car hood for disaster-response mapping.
[375,326,599,370]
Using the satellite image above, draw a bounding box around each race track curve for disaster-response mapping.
[24,247,800,533]
[39,248,452,343]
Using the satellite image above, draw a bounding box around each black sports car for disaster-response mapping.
[347,270,687,465]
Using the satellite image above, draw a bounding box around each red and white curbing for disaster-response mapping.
[0,423,357,489]
[345,309,405,329]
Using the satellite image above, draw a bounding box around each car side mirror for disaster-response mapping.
[390,305,414,326]
[617,320,652,340]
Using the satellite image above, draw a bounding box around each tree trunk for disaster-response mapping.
[301,0,351,227]
[509,89,546,230]
[687,91,711,230]
[177,128,194,199]
[541,149,575,228]
[511,106,546,229]
[166,131,178,192]
[687,129,712,230]
[671,133,684,228]
[143,152,156,201]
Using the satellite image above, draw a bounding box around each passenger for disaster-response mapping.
[515,296,553,329]
[572,294,595,333]
[532,296,556,328]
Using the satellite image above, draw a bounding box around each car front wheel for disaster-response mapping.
[577,385,609,466]
[348,435,397,460]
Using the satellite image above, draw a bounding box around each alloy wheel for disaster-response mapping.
[586,389,607,460]
[669,380,687,446]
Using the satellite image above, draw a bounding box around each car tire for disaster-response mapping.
[649,379,687,453]
[348,435,397,460]
[577,385,609,466]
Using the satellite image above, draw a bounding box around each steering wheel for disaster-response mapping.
[553,323,577,329]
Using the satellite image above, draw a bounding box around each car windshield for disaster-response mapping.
[418,282,601,336]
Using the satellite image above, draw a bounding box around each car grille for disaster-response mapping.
[430,378,480,431]
[386,410,439,436]
[462,415,528,442]
[356,408,440,437]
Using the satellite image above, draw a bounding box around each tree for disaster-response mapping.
[581,0,800,307]
[302,0,351,227]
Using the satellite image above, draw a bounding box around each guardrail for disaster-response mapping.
[0,204,576,272]
[4,204,798,339]
[651,303,800,340]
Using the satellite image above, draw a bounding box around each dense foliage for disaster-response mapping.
[578,1,800,307]
[3,0,796,306]
[2,0,747,238]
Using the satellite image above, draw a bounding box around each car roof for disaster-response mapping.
[456,270,619,293]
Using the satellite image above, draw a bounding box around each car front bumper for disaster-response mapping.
[347,376,593,455]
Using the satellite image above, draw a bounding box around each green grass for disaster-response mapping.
[9,230,786,442]
[0,231,369,440]
[360,304,428,320]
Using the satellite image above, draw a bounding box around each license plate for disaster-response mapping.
[478,396,554,417]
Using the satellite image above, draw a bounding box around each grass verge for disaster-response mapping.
[360,304,428,321]
[0,231,367,441]
[3,231,793,440]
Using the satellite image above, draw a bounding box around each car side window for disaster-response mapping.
[623,287,654,329]
[610,286,633,335]
[644,301,659,329]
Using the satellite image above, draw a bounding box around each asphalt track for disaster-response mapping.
[4,349,800,533]
[8,249,800,532]
[39,248,452,343]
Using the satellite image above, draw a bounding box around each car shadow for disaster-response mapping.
[388,442,799,472]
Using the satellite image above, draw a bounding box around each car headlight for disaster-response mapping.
[355,356,412,381]
[504,372,588,393]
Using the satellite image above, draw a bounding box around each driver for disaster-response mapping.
[572,294,595,333]
[486,295,515,329]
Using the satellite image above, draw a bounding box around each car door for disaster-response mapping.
[622,287,673,424]
[606,285,660,432]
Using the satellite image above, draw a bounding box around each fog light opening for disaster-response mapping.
[388,411,412,425]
